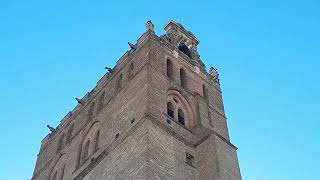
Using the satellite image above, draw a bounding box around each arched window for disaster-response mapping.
[202,85,208,100]
[180,68,187,88]
[178,43,192,58]
[167,102,174,118]
[87,102,95,122]
[178,109,185,125]
[83,140,90,160]
[66,123,74,143]
[93,130,100,152]
[166,59,173,79]
[116,74,123,92]
[77,121,101,167]
[130,62,134,72]
[97,91,105,113]
[128,62,134,80]
[167,90,196,128]
[57,133,65,152]
[49,153,67,180]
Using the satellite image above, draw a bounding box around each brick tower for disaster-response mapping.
[32,20,242,180]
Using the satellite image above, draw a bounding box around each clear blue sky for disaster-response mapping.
[0,0,319,179]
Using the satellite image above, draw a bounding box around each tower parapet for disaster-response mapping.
[161,20,205,70]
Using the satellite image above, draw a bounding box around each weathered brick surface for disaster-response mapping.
[32,21,241,180]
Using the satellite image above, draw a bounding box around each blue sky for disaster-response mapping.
[0,0,319,179]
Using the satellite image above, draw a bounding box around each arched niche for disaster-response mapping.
[77,121,101,167]
[48,153,67,180]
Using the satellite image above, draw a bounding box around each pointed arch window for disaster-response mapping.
[57,133,65,152]
[166,59,173,79]
[77,122,101,167]
[93,130,100,152]
[178,109,185,125]
[180,68,187,89]
[49,154,67,180]
[87,102,95,122]
[83,140,90,160]
[66,123,74,143]
[97,91,105,113]
[167,102,174,118]
[116,74,123,92]
[128,62,134,80]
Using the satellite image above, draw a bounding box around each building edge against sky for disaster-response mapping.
[32,20,242,180]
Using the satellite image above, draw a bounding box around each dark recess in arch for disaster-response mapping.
[178,43,192,58]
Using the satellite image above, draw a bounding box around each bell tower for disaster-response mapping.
[32,20,242,180]
[162,21,205,70]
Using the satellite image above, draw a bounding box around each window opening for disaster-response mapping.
[178,109,185,125]
[167,102,174,118]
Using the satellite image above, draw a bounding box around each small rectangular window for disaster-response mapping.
[115,133,120,139]
[167,59,173,79]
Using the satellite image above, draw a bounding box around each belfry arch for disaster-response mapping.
[166,89,196,128]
